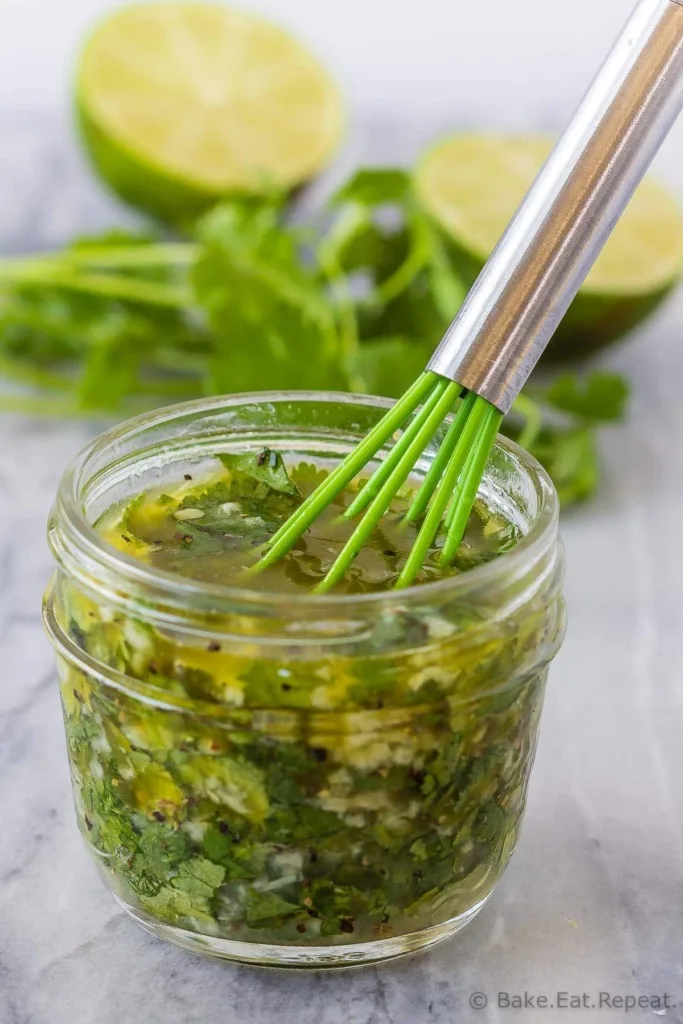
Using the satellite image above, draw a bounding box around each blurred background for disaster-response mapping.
[3,0,683,247]
[4,0,683,141]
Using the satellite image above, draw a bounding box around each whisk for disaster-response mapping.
[257,0,683,593]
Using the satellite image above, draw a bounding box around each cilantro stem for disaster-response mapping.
[511,392,544,450]
[136,376,200,399]
[0,244,197,272]
[0,353,73,392]
[317,241,361,389]
[0,265,190,307]
[375,209,431,305]
[0,393,89,417]
[152,349,208,376]
[0,391,163,418]
[234,256,332,322]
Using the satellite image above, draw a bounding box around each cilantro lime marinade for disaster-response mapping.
[97,450,521,593]
[56,447,558,950]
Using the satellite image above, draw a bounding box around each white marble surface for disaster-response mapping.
[0,116,682,1024]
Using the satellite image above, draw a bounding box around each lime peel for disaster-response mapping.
[414,132,683,356]
[76,2,345,220]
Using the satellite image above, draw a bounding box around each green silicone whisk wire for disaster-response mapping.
[254,374,503,592]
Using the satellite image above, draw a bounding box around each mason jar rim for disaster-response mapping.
[53,389,560,614]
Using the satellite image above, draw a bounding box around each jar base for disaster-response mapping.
[113,894,492,969]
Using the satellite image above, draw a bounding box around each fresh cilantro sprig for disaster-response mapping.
[0,172,630,505]
[504,372,630,505]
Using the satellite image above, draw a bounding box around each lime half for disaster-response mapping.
[76,3,345,221]
[414,133,683,358]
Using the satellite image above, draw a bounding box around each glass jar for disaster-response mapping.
[44,392,565,968]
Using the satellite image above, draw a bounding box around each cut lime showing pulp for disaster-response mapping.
[414,133,683,358]
[76,3,345,222]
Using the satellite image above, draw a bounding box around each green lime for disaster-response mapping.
[414,133,683,358]
[76,3,345,222]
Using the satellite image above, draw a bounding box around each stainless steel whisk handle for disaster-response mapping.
[429,0,683,413]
